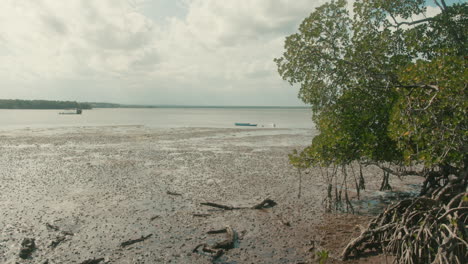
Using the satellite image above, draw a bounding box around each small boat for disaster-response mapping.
[235,123,257,127]
[59,109,82,115]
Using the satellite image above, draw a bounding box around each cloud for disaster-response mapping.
[0,0,330,105]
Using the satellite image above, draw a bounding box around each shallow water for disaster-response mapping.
[0,108,313,130]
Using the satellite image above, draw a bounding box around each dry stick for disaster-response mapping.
[167,191,182,196]
[200,199,277,211]
[150,215,161,221]
[193,226,236,260]
[80,258,105,264]
[46,223,60,231]
[120,234,153,247]
[192,213,211,217]
[200,202,241,210]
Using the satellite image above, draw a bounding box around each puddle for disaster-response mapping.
[352,187,421,215]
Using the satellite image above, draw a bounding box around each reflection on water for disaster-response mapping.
[0,108,313,130]
[352,185,421,215]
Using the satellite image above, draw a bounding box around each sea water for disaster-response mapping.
[0,107,313,130]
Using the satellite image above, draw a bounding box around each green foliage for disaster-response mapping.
[276,0,467,170]
[316,249,329,264]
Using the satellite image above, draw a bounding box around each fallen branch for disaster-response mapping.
[46,223,74,236]
[46,223,60,231]
[193,226,237,260]
[80,258,105,264]
[200,198,277,211]
[167,191,182,196]
[120,234,153,247]
[193,213,211,217]
[150,215,161,221]
[19,238,36,259]
[251,199,278,209]
[200,202,240,210]
[49,235,66,249]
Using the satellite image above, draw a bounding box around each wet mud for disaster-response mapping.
[0,126,323,263]
[0,126,422,263]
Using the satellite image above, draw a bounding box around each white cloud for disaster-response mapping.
[0,0,328,105]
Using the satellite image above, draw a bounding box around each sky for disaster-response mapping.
[0,0,462,106]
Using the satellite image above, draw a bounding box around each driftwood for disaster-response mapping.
[46,223,60,231]
[200,202,239,210]
[167,191,182,196]
[200,198,277,211]
[46,223,74,236]
[49,235,66,248]
[193,213,211,217]
[120,234,153,247]
[19,238,36,259]
[80,258,105,264]
[193,226,236,260]
[150,215,161,221]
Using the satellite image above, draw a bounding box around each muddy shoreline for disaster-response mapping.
[0,126,421,263]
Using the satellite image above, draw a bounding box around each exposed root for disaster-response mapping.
[341,193,468,263]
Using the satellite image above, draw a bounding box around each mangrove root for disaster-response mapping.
[341,193,468,263]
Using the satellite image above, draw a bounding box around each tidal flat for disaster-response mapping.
[0,126,323,263]
[0,126,421,263]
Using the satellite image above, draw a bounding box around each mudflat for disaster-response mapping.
[0,126,422,263]
[0,126,326,263]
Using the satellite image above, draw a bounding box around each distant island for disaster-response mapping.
[0,99,92,109]
[87,102,309,109]
[0,99,310,110]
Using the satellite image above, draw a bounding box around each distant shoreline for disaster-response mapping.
[93,105,311,109]
[0,99,310,110]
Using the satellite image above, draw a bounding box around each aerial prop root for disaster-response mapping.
[341,193,468,263]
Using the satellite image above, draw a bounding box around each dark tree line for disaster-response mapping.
[0,99,92,110]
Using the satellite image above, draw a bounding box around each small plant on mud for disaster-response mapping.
[316,250,329,264]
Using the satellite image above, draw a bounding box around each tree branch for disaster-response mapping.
[390,17,433,28]
[397,84,440,91]
[440,0,448,10]
[362,161,425,177]
[433,0,444,11]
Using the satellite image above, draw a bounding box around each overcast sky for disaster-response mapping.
[0,0,459,106]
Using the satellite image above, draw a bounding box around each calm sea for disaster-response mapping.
[0,108,313,130]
